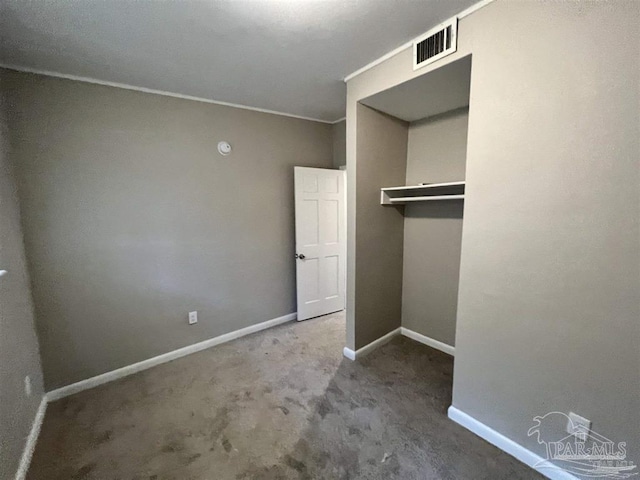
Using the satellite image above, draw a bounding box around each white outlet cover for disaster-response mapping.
[188,311,198,325]
[24,375,32,397]
[567,411,591,441]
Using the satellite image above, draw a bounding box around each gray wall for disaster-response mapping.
[401,108,468,346]
[332,120,346,168]
[350,104,407,349]
[3,69,333,390]
[347,0,639,467]
[0,79,44,479]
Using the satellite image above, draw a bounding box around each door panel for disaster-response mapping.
[324,255,339,298]
[294,167,346,321]
[300,199,320,246]
[300,258,319,303]
[323,199,339,244]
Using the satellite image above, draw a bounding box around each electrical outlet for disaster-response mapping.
[567,412,591,441]
[188,311,198,325]
[24,375,32,397]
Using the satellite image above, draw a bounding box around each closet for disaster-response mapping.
[357,55,471,353]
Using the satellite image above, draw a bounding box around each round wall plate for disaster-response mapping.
[217,141,232,156]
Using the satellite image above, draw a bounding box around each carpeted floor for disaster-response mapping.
[27,311,542,479]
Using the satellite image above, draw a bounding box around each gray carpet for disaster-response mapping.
[27,312,542,479]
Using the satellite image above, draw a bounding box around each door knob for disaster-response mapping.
[295,254,306,260]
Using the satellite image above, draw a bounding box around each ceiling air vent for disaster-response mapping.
[413,18,458,70]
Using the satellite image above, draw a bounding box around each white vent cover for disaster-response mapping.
[413,18,458,70]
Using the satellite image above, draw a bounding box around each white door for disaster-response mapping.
[294,167,346,321]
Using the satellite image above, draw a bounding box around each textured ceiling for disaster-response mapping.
[0,0,478,122]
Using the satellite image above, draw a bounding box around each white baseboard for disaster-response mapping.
[343,327,454,361]
[448,406,578,480]
[400,327,455,356]
[47,312,297,402]
[342,347,356,360]
[342,327,401,361]
[15,395,48,480]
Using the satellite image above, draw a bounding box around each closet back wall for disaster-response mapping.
[401,108,468,347]
[3,69,333,390]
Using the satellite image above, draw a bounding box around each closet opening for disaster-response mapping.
[353,54,472,385]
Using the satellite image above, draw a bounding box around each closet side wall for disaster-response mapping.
[401,108,468,347]
[353,104,407,349]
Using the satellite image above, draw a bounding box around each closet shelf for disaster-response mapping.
[381,181,465,205]
[389,194,464,204]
